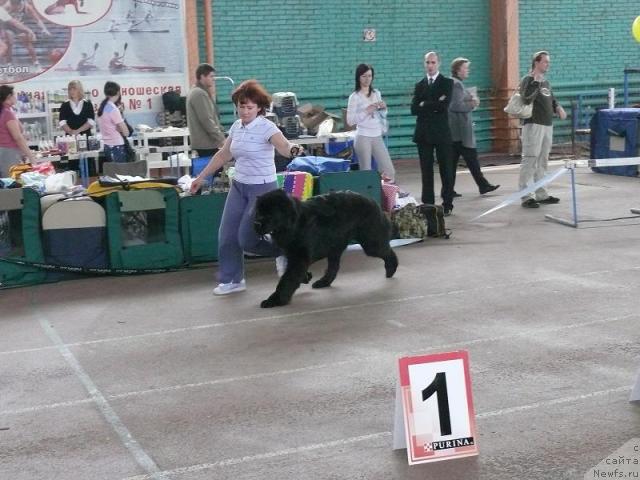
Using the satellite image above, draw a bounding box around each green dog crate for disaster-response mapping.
[105,188,184,270]
[179,192,227,264]
[314,170,382,205]
[0,188,47,288]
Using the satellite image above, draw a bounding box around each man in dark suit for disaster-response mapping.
[411,51,455,215]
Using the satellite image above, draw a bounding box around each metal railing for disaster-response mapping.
[211,78,640,159]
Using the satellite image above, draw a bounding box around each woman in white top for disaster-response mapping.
[346,63,395,182]
[191,80,302,295]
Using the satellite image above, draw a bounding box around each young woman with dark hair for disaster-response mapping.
[0,84,35,177]
[191,79,303,295]
[96,81,130,163]
[346,63,397,184]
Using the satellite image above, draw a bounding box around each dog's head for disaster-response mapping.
[254,189,299,238]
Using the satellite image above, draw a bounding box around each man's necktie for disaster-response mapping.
[428,77,433,86]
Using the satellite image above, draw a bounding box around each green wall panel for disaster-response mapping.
[196,1,640,157]
[206,0,492,158]
[519,0,640,143]
[519,0,640,84]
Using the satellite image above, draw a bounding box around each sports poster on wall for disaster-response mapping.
[0,0,188,127]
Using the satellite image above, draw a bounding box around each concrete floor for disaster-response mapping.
[1,160,639,480]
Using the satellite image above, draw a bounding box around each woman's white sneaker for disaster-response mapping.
[213,279,246,295]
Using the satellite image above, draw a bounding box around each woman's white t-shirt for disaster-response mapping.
[228,116,280,184]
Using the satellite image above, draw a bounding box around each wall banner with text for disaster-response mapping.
[0,0,187,127]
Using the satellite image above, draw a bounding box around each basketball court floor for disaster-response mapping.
[1,160,639,479]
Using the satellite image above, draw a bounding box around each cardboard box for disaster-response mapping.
[298,103,341,134]
[341,108,355,131]
[298,103,329,132]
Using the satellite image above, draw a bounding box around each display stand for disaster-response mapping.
[18,90,93,148]
[17,111,49,147]
[294,131,356,147]
[38,151,102,187]
[133,128,191,177]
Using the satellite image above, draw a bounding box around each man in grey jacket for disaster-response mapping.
[186,63,225,158]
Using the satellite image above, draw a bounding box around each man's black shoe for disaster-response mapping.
[443,207,453,216]
[452,192,462,198]
[538,196,560,204]
[480,184,500,195]
[521,199,539,208]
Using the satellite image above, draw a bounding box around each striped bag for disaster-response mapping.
[276,171,314,200]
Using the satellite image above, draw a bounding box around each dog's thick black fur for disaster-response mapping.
[254,189,398,308]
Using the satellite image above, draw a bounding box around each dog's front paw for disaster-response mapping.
[260,293,288,308]
[302,271,313,284]
[385,254,398,278]
[312,278,331,289]
[260,298,277,308]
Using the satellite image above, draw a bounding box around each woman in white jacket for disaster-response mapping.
[346,63,396,183]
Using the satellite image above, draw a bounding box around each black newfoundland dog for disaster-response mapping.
[254,189,398,308]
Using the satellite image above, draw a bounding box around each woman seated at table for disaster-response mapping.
[59,80,95,137]
[0,85,35,177]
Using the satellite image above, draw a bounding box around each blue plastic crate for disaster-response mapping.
[191,156,214,185]
[324,139,354,157]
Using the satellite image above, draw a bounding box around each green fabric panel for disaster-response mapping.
[22,188,45,263]
[105,192,123,268]
[105,189,183,269]
[180,193,227,264]
[118,190,166,212]
[161,189,184,267]
[315,170,382,206]
[0,188,47,287]
[118,243,182,270]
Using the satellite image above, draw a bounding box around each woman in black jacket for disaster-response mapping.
[58,79,95,137]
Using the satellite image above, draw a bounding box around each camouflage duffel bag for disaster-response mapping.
[390,203,450,239]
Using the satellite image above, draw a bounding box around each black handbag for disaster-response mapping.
[121,118,136,162]
[122,136,136,162]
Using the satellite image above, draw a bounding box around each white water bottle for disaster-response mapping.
[77,135,87,152]
[608,88,615,109]
[67,135,77,154]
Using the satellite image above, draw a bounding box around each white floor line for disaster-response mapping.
[3,264,639,357]
[457,159,567,174]
[35,304,167,480]
[120,385,631,480]
[122,431,393,480]
[0,397,94,415]
[476,385,631,418]
[3,312,635,418]
[0,344,58,356]
[386,320,406,328]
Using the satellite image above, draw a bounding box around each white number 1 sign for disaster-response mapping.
[394,351,479,464]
